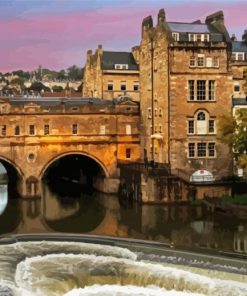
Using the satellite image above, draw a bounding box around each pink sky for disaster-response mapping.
[0,1,246,72]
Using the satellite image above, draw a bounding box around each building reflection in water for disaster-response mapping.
[0,181,247,255]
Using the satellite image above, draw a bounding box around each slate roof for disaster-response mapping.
[167,22,224,42]
[232,41,247,52]
[101,51,139,70]
[2,97,114,107]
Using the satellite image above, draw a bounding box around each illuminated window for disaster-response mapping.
[126,124,131,135]
[100,125,106,135]
[126,148,131,159]
[172,32,179,41]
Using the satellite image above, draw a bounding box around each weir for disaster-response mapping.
[0,235,247,296]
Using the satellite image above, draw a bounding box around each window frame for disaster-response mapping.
[72,123,78,135]
[126,148,131,159]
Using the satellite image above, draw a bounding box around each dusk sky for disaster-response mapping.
[0,0,246,72]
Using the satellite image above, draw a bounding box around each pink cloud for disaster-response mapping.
[0,3,246,72]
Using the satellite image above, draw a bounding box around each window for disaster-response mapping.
[1,125,6,136]
[188,120,194,134]
[231,53,236,60]
[133,83,139,91]
[44,124,49,135]
[197,112,206,134]
[188,142,216,158]
[238,53,244,61]
[148,108,152,119]
[72,124,78,135]
[190,56,196,67]
[206,57,212,67]
[213,57,219,67]
[107,83,113,91]
[29,125,35,135]
[188,143,195,157]
[172,32,179,41]
[154,125,158,133]
[188,80,215,101]
[189,34,209,42]
[197,55,205,67]
[197,143,206,157]
[208,119,215,133]
[14,125,20,136]
[197,80,206,100]
[208,80,215,101]
[120,83,126,91]
[189,34,196,42]
[100,125,106,135]
[188,80,195,100]
[126,148,131,159]
[196,34,202,42]
[234,82,240,92]
[126,124,131,135]
[208,142,215,157]
[115,64,128,70]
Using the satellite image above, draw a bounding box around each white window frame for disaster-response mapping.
[126,124,131,135]
[189,56,196,67]
[197,54,205,67]
[114,64,129,70]
[172,32,179,41]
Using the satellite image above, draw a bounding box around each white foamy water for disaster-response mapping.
[64,285,205,296]
[15,253,247,296]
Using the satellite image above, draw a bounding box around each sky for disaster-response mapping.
[0,0,246,73]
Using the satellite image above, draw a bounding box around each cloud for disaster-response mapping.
[0,1,246,72]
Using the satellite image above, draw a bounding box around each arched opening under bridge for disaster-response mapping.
[41,153,108,196]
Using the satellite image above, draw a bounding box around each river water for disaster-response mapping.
[1,183,247,295]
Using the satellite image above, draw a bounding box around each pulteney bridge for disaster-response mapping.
[0,96,140,197]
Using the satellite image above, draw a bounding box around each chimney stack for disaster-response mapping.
[157,9,166,27]
[242,30,247,43]
[231,34,237,41]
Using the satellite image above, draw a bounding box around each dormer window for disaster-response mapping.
[172,32,179,41]
[114,64,129,70]
[189,34,210,42]
[232,52,245,61]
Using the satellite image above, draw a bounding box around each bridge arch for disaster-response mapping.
[39,151,110,180]
[0,156,25,197]
[0,156,24,179]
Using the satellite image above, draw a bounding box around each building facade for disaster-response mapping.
[83,45,140,101]
[138,10,233,179]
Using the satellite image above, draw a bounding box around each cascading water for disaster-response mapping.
[0,240,247,296]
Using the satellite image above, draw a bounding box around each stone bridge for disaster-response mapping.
[0,96,140,197]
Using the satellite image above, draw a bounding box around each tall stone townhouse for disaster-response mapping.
[82,45,140,101]
[83,9,246,181]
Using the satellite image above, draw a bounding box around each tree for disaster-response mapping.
[219,109,247,168]
[28,82,50,92]
[67,65,83,80]
[52,85,63,92]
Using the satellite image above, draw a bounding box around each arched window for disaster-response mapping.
[196,111,207,134]
[197,112,206,121]
[187,110,216,135]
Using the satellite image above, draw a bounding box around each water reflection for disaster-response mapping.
[0,184,7,215]
[0,182,247,255]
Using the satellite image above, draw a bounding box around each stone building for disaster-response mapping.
[139,9,233,180]
[0,96,140,196]
[83,45,140,101]
[231,31,247,99]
